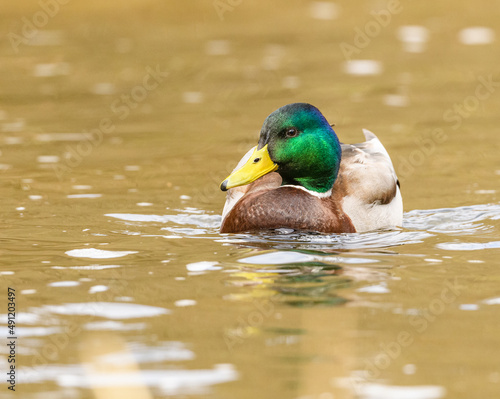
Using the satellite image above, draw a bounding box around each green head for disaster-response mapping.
[257,103,341,193]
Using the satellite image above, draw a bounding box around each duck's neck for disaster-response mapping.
[280,137,341,194]
[282,175,335,193]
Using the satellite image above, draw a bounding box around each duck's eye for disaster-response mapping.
[286,128,298,138]
[253,157,261,163]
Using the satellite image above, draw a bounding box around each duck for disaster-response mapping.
[219,103,403,234]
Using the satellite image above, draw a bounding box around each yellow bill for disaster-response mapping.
[220,145,278,191]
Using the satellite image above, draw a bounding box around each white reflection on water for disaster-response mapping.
[51,265,121,270]
[28,30,64,46]
[357,283,390,294]
[88,285,109,294]
[69,365,238,396]
[404,203,500,234]
[20,363,239,395]
[0,312,41,324]
[458,26,495,45]
[205,39,231,55]
[65,248,138,259]
[397,25,430,53]
[9,326,62,338]
[106,212,221,228]
[437,241,500,251]
[98,341,195,364]
[39,302,170,319]
[37,155,60,163]
[67,194,102,199]
[343,60,383,76]
[356,383,445,399]
[459,304,479,311]
[48,281,81,287]
[482,297,500,305]
[36,133,90,142]
[239,251,314,264]
[85,321,146,331]
[175,299,197,307]
[309,1,339,20]
[238,251,379,265]
[186,261,221,272]
[33,62,70,77]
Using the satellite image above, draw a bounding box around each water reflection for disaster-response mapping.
[8,198,500,397]
[19,334,238,398]
[226,257,349,307]
[104,202,500,312]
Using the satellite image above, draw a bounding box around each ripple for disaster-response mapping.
[343,60,383,76]
[91,82,116,95]
[174,299,197,307]
[28,30,64,46]
[186,261,221,272]
[383,94,409,107]
[205,40,231,55]
[84,321,146,331]
[98,341,195,364]
[88,285,109,294]
[51,265,121,270]
[309,1,339,20]
[57,364,238,395]
[458,26,495,45]
[218,229,432,250]
[72,185,92,190]
[36,133,89,142]
[67,194,102,199]
[48,281,80,287]
[106,211,221,229]
[357,383,446,399]
[182,91,204,104]
[136,202,153,206]
[0,312,41,325]
[459,304,479,311]
[41,302,170,319]
[482,297,500,305]
[65,248,137,259]
[436,240,500,251]
[357,283,390,294]
[397,25,430,52]
[108,203,499,254]
[14,326,62,337]
[239,251,314,265]
[33,62,70,77]
[162,227,208,235]
[37,155,60,163]
[20,363,238,395]
[404,203,500,234]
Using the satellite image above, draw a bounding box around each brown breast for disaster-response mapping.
[220,182,355,234]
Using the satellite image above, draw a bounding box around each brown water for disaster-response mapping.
[1,1,500,398]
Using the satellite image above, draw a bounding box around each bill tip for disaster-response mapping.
[220,180,228,191]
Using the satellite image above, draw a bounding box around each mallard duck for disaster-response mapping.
[219,103,403,234]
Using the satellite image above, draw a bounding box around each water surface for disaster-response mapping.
[1,1,500,398]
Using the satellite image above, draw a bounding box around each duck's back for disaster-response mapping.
[337,129,403,232]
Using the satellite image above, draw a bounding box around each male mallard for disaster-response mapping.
[219,103,403,234]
